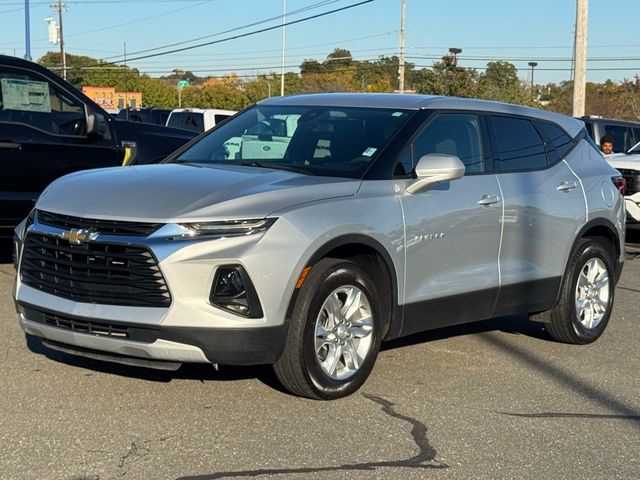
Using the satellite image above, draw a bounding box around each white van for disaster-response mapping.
[166,108,237,133]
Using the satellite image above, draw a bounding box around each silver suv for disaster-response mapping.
[12,94,626,399]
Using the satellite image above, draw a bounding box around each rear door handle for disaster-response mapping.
[0,141,21,150]
[557,181,578,192]
[478,194,500,206]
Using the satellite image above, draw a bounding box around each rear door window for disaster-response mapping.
[491,116,547,172]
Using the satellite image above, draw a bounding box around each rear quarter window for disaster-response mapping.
[538,122,574,159]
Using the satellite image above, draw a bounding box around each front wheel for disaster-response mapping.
[545,239,615,344]
[274,258,383,399]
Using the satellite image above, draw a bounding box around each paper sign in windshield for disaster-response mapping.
[1,78,51,113]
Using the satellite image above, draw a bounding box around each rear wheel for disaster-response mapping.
[274,258,383,399]
[545,239,615,344]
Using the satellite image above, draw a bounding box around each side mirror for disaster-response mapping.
[406,153,465,194]
[87,112,108,139]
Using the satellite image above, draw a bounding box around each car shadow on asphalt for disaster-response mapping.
[381,314,550,352]
[24,334,289,392]
[24,315,546,395]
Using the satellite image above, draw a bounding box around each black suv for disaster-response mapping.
[0,56,197,237]
[116,107,171,126]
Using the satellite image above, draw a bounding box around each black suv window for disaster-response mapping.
[0,67,86,136]
[410,113,485,174]
[214,114,230,125]
[604,124,634,153]
[491,116,547,172]
[539,122,574,159]
[167,112,204,132]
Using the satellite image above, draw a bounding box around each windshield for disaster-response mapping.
[172,105,413,178]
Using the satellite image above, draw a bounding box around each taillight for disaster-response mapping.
[612,176,626,196]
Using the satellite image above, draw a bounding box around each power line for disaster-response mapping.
[98,0,343,61]
[126,47,399,66]
[90,0,375,66]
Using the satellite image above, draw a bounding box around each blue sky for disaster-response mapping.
[0,0,638,86]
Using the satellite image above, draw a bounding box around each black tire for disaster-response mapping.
[274,258,383,400]
[545,239,615,344]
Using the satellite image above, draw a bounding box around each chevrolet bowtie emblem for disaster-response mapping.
[61,228,97,244]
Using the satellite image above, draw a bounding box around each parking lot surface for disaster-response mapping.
[1,236,639,480]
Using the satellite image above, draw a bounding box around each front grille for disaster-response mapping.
[618,169,640,195]
[20,233,171,307]
[37,210,161,236]
[21,305,160,343]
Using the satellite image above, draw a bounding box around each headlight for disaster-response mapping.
[177,218,276,239]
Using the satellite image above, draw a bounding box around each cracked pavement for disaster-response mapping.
[0,236,639,479]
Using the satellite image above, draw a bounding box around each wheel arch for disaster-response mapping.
[560,218,623,300]
[285,234,401,340]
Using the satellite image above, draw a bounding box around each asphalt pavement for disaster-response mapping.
[1,235,639,480]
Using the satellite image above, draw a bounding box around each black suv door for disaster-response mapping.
[0,64,120,236]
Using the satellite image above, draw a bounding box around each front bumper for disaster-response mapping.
[13,215,306,367]
[17,302,287,365]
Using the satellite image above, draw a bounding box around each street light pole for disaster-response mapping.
[398,0,406,94]
[24,0,31,60]
[573,0,588,117]
[448,47,462,67]
[528,61,538,91]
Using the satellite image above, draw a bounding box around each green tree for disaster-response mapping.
[413,56,479,97]
[300,59,324,74]
[478,61,536,105]
[325,48,353,67]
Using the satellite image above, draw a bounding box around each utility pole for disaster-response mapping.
[280,0,286,96]
[24,0,32,60]
[51,1,66,79]
[573,0,588,117]
[398,0,406,94]
[528,61,538,91]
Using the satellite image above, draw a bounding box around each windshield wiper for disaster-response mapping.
[239,161,313,175]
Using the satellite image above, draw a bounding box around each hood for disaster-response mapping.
[37,164,360,222]
[605,153,640,171]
